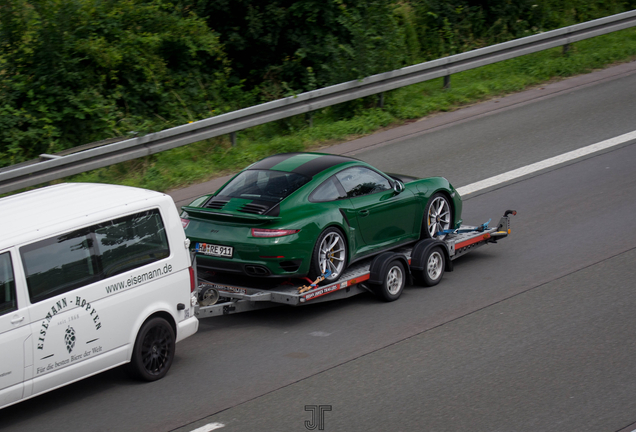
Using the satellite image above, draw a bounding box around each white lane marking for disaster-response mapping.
[456,130,636,196]
[309,331,331,337]
[190,423,225,432]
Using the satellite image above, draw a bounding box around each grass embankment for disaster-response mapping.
[72,28,636,193]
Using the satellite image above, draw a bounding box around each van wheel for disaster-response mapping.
[127,317,175,381]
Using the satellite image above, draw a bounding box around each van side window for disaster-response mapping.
[0,252,17,315]
[21,209,170,304]
[21,229,100,303]
[95,211,169,277]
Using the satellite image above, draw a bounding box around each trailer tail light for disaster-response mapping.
[251,228,300,238]
[189,266,196,292]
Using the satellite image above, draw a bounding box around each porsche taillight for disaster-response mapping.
[251,228,300,238]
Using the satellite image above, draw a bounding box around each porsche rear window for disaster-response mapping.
[217,169,310,202]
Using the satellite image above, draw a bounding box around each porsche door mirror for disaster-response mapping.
[393,179,405,194]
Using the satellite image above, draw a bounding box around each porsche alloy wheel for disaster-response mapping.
[310,228,347,283]
[426,194,452,239]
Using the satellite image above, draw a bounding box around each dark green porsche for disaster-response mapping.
[181,153,462,282]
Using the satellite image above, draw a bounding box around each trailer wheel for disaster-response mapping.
[127,317,175,381]
[420,246,445,287]
[375,259,406,302]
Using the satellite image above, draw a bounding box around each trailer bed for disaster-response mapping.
[195,211,516,318]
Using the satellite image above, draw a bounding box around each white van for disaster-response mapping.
[0,183,199,409]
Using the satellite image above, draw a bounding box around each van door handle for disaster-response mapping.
[358,209,369,217]
[11,316,25,324]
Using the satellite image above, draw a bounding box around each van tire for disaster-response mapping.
[127,317,175,381]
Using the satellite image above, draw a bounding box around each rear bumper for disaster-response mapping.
[176,316,199,343]
[195,253,307,277]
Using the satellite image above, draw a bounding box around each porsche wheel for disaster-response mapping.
[424,193,452,239]
[309,228,347,283]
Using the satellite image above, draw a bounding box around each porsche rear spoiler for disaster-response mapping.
[182,206,281,222]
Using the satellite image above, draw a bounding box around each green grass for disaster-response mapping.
[70,28,636,193]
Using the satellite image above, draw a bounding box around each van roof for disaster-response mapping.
[0,183,170,248]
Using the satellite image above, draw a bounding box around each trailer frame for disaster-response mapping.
[194,210,516,318]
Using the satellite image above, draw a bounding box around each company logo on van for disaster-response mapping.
[64,326,76,353]
[105,264,173,294]
[37,296,102,350]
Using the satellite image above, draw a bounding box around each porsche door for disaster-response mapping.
[335,167,419,248]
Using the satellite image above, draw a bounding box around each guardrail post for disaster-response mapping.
[306,112,314,128]
[444,75,451,89]
[562,43,571,56]
[230,132,237,147]
[377,92,385,108]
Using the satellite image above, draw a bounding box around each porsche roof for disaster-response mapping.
[248,153,356,177]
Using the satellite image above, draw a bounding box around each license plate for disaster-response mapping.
[196,242,233,258]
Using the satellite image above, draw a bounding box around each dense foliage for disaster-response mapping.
[1,0,634,167]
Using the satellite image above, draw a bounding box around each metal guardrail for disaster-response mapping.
[1,9,636,194]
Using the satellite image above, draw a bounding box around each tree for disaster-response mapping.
[0,0,230,166]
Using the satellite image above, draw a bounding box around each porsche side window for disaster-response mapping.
[335,167,391,198]
[309,177,345,202]
[0,252,17,316]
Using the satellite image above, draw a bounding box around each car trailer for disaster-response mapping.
[193,210,516,318]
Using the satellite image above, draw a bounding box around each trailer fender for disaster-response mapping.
[368,252,412,286]
[410,239,453,273]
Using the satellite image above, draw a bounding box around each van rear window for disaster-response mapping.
[21,209,169,303]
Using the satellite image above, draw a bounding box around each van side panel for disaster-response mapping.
[0,250,29,408]
[0,325,30,407]
[22,202,196,397]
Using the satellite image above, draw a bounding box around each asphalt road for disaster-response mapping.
[2,62,636,432]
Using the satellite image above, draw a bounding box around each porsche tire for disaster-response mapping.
[308,227,347,283]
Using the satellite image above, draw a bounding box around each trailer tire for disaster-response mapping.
[419,246,445,287]
[126,317,175,381]
[374,259,406,302]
